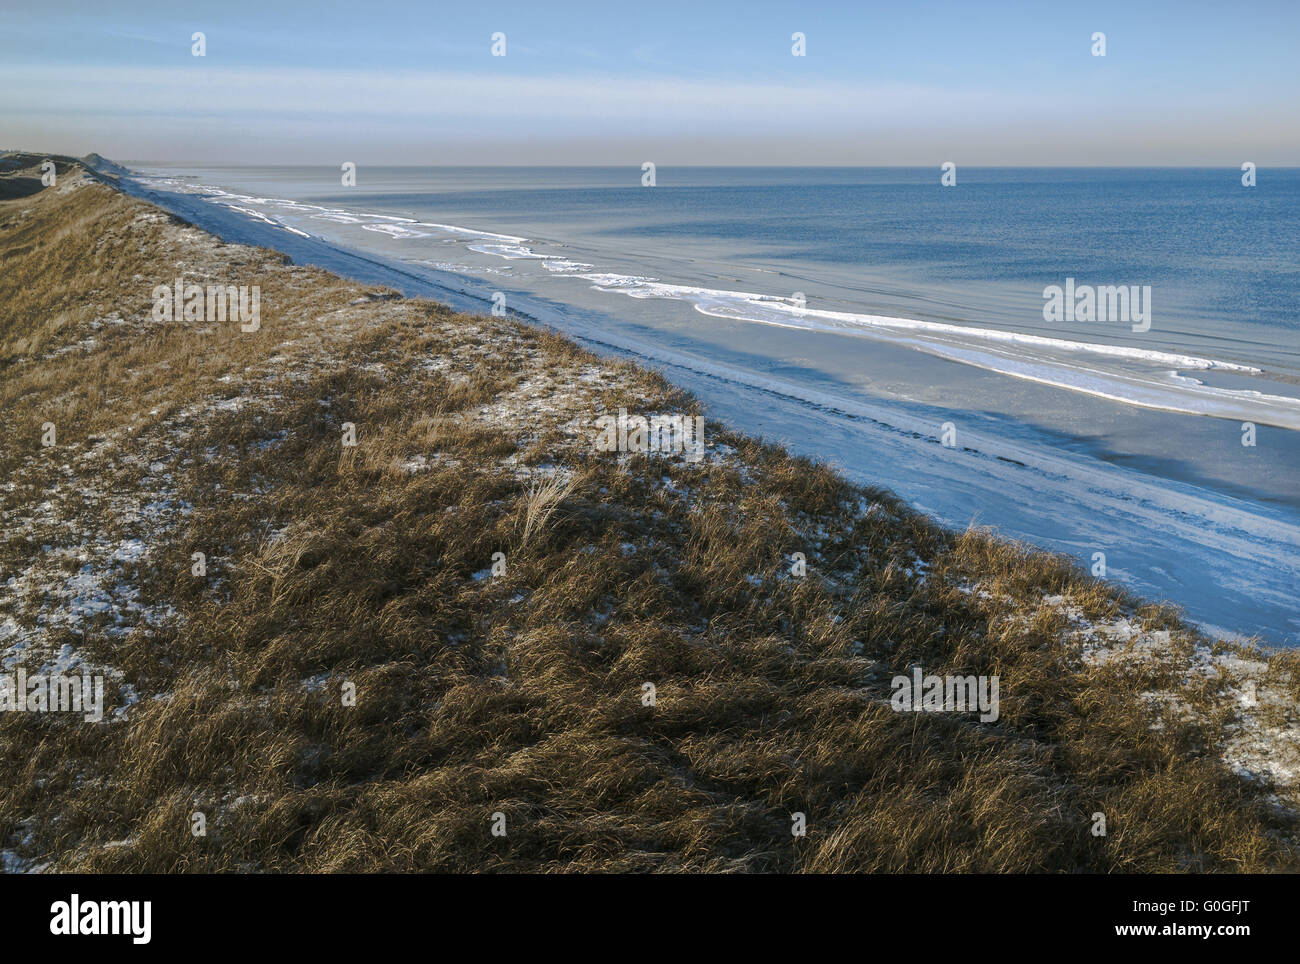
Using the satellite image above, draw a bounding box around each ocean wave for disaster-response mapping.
[466,242,551,259]
[541,259,594,274]
[361,223,431,238]
[416,222,528,243]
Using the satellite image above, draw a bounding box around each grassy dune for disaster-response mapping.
[1,156,1297,872]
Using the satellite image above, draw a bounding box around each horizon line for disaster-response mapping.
[116,161,1300,170]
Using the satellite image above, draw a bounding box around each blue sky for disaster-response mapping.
[3,0,1297,163]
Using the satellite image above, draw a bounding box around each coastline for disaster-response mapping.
[118,165,1300,647]
[0,154,1297,871]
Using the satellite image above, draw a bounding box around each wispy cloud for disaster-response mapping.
[3,60,1295,165]
[3,65,1052,128]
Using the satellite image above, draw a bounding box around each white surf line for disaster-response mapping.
[416,223,528,243]
[134,175,530,243]
[361,223,431,238]
[466,242,554,259]
[577,275,1261,372]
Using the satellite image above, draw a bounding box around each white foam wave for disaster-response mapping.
[416,223,528,243]
[467,242,551,259]
[311,212,367,224]
[541,259,594,274]
[361,223,431,239]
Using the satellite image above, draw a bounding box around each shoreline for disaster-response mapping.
[117,164,1300,647]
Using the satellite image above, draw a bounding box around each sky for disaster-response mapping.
[2,0,1297,165]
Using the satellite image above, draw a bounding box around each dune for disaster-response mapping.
[0,154,1296,872]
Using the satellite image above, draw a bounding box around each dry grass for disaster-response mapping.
[0,157,1296,873]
